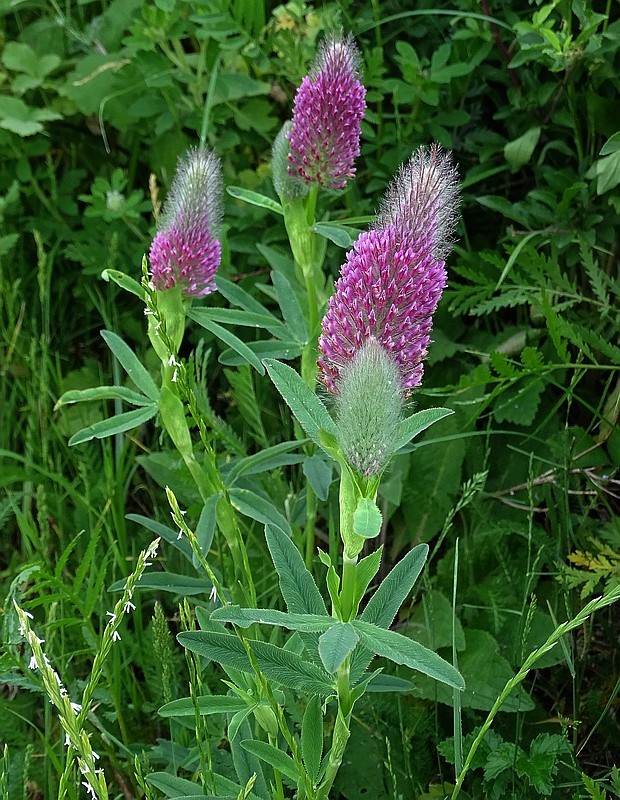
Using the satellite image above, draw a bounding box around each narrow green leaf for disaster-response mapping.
[100,330,159,400]
[108,572,211,596]
[188,314,264,374]
[271,270,307,344]
[353,547,383,610]
[227,186,283,215]
[264,524,327,617]
[302,454,333,501]
[195,493,220,559]
[395,408,454,450]
[190,307,289,341]
[219,340,302,366]
[68,404,157,446]
[210,606,331,631]
[101,268,145,300]
[228,488,291,538]
[226,440,306,486]
[240,741,299,783]
[310,222,360,248]
[353,621,465,689]
[57,386,151,407]
[264,359,337,447]
[126,513,195,563]
[353,497,383,539]
[159,695,247,717]
[301,695,323,783]
[215,275,272,315]
[318,623,359,673]
[365,674,414,693]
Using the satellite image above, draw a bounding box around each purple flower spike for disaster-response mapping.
[287,33,366,190]
[318,145,459,395]
[149,148,222,298]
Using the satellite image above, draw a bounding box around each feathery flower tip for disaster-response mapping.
[287,33,366,190]
[149,147,223,298]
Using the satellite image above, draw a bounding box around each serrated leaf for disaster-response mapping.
[240,741,299,783]
[395,408,454,450]
[100,330,159,400]
[227,186,283,215]
[159,695,247,717]
[353,497,382,539]
[68,404,157,446]
[318,623,359,673]
[353,621,464,689]
[264,359,337,448]
[301,695,323,783]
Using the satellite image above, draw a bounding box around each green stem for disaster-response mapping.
[340,554,357,622]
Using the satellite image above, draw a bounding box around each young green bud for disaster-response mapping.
[335,338,403,477]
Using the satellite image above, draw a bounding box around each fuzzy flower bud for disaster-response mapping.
[149,148,222,298]
[335,338,403,476]
[318,144,459,395]
[272,121,309,201]
[287,33,366,190]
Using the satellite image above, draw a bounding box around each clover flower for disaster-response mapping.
[287,33,366,190]
[318,144,459,396]
[149,148,222,298]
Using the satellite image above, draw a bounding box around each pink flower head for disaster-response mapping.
[318,144,459,395]
[149,148,222,298]
[287,33,366,190]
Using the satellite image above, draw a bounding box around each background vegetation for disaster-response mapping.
[1,0,619,798]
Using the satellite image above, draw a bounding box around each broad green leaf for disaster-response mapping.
[302,454,334,501]
[126,513,195,564]
[210,606,331,631]
[311,222,360,248]
[318,623,359,673]
[68,404,157,446]
[100,330,159,400]
[271,270,307,344]
[227,186,283,215]
[353,621,464,689]
[395,408,454,450]
[146,773,204,797]
[159,695,247,717]
[504,126,541,171]
[240,741,299,783]
[147,771,260,800]
[353,497,383,539]
[264,359,337,447]
[57,385,151,407]
[360,544,427,629]
[108,571,211,597]
[230,719,269,798]
[188,314,264,374]
[228,488,291,538]
[190,307,289,341]
[101,268,145,300]
[301,695,323,783]
[226,440,306,486]
[178,630,335,695]
[264,524,327,617]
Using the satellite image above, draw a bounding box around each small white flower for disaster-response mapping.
[106,611,116,621]
[209,586,217,602]
[28,655,38,670]
[70,702,82,713]
[171,368,178,383]
[82,780,97,799]
[177,529,183,540]
[92,751,100,761]
[65,733,71,747]
[23,610,34,619]
[123,600,136,613]
[112,630,121,642]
